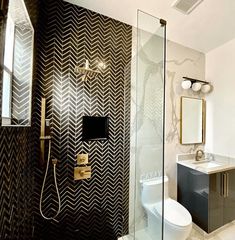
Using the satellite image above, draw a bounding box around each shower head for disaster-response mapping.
[75,60,100,81]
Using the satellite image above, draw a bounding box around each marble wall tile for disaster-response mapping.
[129,27,164,233]
[129,28,206,234]
[165,40,206,199]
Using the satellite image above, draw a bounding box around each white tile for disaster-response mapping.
[122,223,235,240]
[188,223,235,240]
[216,225,235,240]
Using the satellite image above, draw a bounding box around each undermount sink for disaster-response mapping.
[192,161,222,168]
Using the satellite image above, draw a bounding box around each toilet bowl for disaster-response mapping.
[141,176,192,240]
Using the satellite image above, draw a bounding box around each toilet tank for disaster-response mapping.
[141,176,169,205]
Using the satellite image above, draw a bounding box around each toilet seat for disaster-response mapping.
[153,198,192,228]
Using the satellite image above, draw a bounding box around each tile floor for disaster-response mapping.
[188,222,235,240]
[119,221,235,240]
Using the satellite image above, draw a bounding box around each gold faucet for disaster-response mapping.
[195,150,204,161]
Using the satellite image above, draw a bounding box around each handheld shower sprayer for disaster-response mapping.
[39,98,61,220]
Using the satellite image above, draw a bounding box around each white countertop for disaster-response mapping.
[177,159,235,174]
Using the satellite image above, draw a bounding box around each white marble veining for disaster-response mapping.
[165,40,206,199]
[129,27,206,236]
[129,26,164,233]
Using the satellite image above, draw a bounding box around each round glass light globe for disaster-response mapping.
[192,82,201,92]
[201,84,211,93]
[181,80,192,89]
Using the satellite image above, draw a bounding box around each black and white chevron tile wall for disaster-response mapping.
[0,127,33,239]
[32,1,132,240]
[0,0,132,239]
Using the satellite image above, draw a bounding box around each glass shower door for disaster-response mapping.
[132,10,166,240]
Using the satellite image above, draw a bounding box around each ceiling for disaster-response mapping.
[65,0,235,53]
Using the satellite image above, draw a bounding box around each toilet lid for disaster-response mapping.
[154,199,192,227]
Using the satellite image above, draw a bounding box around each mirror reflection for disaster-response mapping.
[1,0,34,126]
[180,97,205,144]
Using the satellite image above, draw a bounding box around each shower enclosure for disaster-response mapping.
[129,10,166,240]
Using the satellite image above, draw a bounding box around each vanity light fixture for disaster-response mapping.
[181,77,212,94]
[192,82,201,92]
[181,80,191,89]
[201,84,212,93]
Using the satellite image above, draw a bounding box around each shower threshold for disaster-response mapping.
[119,228,152,240]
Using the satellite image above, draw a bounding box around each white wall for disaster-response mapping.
[205,37,235,157]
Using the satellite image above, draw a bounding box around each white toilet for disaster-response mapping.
[141,176,192,240]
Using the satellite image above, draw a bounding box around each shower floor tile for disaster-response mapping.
[119,229,155,240]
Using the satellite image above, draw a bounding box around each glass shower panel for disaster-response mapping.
[134,10,166,240]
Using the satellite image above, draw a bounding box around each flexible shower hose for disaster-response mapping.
[39,140,61,220]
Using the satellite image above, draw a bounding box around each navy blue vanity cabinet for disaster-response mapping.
[177,164,209,232]
[208,171,223,232]
[223,169,235,224]
[177,164,235,233]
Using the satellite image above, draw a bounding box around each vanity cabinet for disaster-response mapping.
[177,164,235,233]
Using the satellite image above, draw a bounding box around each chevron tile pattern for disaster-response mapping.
[0,0,132,238]
[0,127,33,239]
[11,26,33,125]
[31,1,132,240]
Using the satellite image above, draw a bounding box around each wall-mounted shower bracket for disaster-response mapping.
[40,98,46,164]
[40,98,52,165]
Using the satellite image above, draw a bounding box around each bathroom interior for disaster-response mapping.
[0,0,235,240]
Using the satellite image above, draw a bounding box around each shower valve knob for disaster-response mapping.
[77,153,89,165]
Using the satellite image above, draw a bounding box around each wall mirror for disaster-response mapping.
[180,97,205,145]
[1,0,34,126]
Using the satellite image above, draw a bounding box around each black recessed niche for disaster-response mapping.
[82,116,109,141]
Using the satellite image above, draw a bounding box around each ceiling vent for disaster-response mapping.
[172,0,204,14]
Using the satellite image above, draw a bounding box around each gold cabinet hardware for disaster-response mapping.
[226,173,229,198]
[221,172,229,198]
[224,173,227,198]
[221,173,226,198]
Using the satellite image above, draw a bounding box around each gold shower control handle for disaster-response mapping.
[77,153,89,165]
[74,166,91,180]
[79,170,90,175]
